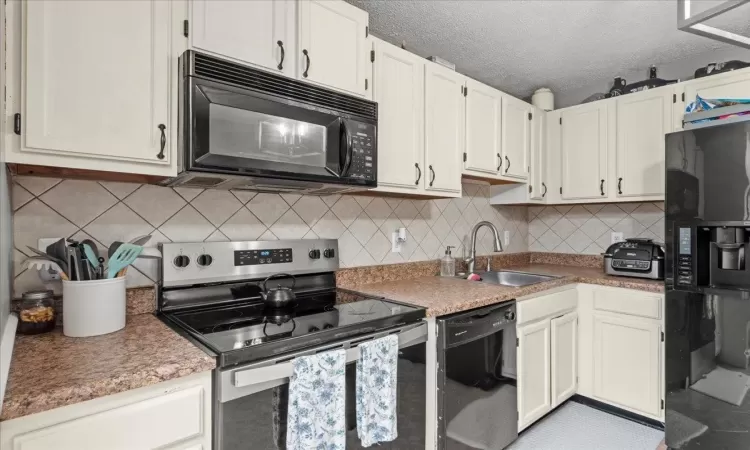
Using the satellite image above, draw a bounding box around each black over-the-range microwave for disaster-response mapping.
[163,51,378,195]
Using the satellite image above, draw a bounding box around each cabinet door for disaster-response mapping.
[615,89,671,198]
[191,0,295,76]
[298,0,369,97]
[24,0,171,164]
[529,108,547,201]
[502,95,531,180]
[560,101,609,200]
[518,320,551,431]
[424,63,464,195]
[593,314,661,417]
[679,68,750,128]
[464,79,501,176]
[551,311,578,407]
[372,38,424,192]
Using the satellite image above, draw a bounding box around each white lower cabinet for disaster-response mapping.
[517,319,552,431]
[0,372,212,450]
[592,313,662,418]
[517,287,577,431]
[551,311,578,407]
[515,284,664,435]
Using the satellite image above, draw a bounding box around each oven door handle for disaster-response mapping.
[230,322,427,391]
[340,119,353,177]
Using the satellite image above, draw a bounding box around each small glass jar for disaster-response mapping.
[18,290,56,335]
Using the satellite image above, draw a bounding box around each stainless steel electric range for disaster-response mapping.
[157,239,428,450]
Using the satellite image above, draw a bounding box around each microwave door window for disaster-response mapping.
[209,104,327,168]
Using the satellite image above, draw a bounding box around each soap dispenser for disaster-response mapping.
[440,246,456,277]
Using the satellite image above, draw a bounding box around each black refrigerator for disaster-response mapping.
[666,117,750,449]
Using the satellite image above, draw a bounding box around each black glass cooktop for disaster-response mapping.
[165,288,425,367]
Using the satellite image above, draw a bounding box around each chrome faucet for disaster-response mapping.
[466,221,504,274]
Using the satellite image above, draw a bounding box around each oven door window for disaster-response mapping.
[218,343,426,450]
[190,81,345,178]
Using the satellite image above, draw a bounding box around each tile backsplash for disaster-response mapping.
[528,202,665,254]
[10,177,528,297]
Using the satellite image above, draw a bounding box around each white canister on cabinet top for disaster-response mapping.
[532,88,554,111]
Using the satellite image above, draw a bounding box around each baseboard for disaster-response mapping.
[571,394,665,430]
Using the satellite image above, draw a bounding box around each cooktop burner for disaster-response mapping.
[165,288,423,366]
[158,239,426,368]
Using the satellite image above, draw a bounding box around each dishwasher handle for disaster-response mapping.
[440,302,516,348]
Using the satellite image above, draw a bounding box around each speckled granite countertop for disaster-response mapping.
[351,264,664,317]
[1,314,215,422]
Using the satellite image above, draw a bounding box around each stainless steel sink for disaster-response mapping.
[467,270,559,287]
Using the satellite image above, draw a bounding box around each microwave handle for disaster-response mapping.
[340,119,353,177]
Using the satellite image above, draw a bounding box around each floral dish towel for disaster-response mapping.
[357,334,399,447]
[287,349,346,450]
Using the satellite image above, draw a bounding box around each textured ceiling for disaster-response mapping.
[348,0,750,99]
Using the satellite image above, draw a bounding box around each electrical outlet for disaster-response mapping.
[391,230,403,253]
[504,230,510,247]
[611,232,624,244]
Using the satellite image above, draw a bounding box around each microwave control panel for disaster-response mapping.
[347,122,376,181]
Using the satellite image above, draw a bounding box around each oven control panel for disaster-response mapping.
[234,248,292,266]
[347,121,376,181]
[160,239,339,288]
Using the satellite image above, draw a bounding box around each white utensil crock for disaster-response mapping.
[62,277,126,337]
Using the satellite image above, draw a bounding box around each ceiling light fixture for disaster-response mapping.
[677,0,750,49]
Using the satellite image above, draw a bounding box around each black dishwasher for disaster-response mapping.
[437,301,518,450]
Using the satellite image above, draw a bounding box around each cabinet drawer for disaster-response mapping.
[593,288,662,320]
[12,386,205,450]
[518,288,577,325]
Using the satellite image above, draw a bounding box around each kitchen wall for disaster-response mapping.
[10,177,528,297]
[528,202,664,254]
[556,46,750,108]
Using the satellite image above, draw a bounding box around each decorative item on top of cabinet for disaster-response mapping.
[615,87,672,199]
[501,94,532,180]
[189,0,296,77]
[297,0,371,99]
[559,99,611,201]
[3,0,180,177]
[463,79,502,177]
[371,37,426,195]
[424,62,464,196]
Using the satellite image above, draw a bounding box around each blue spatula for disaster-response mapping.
[106,243,143,279]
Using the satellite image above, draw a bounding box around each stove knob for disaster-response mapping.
[504,310,516,321]
[323,323,334,330]
[173,255,190,268]
[197,254,213,267]
[308,249,320,259]
[323,248,336,258]
[308,326,320,333]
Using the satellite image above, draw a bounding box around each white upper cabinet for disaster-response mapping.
[677,68,750,128]
[190,0,295,76]
[464,79,502,176]
[529,107,547,201]
[298,0,369,98]
[20,0,174,172]
[615,88,671,198]
[424,62,464,195]
[372,38,425,193]
[560,101,610,201]
[501,95,531,180]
